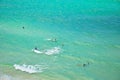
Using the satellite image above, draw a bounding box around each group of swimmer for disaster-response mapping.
[22,26,63,50]
[22,26,90,68]
[33,38,63,51]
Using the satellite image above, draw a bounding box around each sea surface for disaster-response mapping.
[0,0,120,80]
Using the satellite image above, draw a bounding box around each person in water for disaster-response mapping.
[83,62,90,67]
[52,38,57,42]
[35,47,38,50]
[83,64,86,67]
[22,26,24,29]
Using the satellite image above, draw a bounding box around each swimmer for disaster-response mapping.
[52,38,57,42]
[83,64,86,67]
[35,47,38,50]
[22,26,24,29]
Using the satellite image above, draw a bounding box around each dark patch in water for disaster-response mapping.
[77,62,90,67]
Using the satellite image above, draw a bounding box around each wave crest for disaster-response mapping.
[14,64,47,74]
[44,47,61,55]
[32,47,61,55]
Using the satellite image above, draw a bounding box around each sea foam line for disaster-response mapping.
[14,64,47,74]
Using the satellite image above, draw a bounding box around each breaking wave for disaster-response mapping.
[32,47,61,55]
[44,47,61,55]
[14,64,47,74]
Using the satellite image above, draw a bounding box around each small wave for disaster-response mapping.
[14,64,47,74]
[32,49,43,54]
[44,47,61,55]
[46,38,52,41]
[32,47,61,55]
[46,38,57,42]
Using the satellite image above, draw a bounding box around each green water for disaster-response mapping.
[0,0,120,80]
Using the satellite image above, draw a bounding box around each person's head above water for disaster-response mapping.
[22,26,24,29]
[35,47,37,50]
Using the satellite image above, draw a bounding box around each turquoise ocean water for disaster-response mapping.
[0,0,120,80]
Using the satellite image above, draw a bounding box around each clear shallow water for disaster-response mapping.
[0,0,120,80]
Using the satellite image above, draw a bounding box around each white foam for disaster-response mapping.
[32,47,61,55]
[44,47,61,55]
[46,38,56,42]
[32,49,43,54]
[14,64,47,74]
[46,38,52,41]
